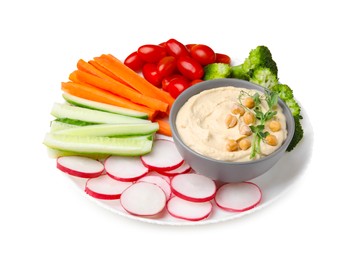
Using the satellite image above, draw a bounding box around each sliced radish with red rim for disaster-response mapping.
[167,196,212,221]
[214,182,262,212]
[120,182,167,216]
[57,156,104,178]
[157,161,192,176]
[141,139,183,171]
[85,174,133,200]
[137,175,172,200]
[171,173,217,202]
[105,155,149,182]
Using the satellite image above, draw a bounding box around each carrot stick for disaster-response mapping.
[72,70,169,113]
[93,54,174,108]
[88,60,124,83]
[77,59,122,85]
[61,81,157,119]
[155,118,172,137]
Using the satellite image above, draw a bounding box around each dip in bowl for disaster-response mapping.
[169,78,295,183]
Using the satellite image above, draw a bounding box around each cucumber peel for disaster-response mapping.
[43,133,153,156]
[62,92,148,119]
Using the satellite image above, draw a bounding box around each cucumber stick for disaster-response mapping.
[55,122,159,137]
[62,92,148,119]
[50,121,80,132]
[43,133,153,156]
[51,103,150,124]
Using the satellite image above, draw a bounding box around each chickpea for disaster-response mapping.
[243,112,255,125]
[243,97,255,109]
[239,125,252,136]
[238,138,251,150]
[226,139,238,152]
[225,114,237,128]
[231,104,245,116]
[269,120,281,132]
[265,134,278,146]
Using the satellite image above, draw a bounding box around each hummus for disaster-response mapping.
[176,86,288,162]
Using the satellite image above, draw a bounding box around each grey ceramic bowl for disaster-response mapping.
[169,78,295,183]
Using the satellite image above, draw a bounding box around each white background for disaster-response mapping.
[1,0,362,259]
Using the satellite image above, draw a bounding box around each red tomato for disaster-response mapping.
[185,44,196,52]
[177,56,204,80]
[138,44,167,63]
[124,51,145,72]
[190,79,204,86]
[165,39,190,58]
[168,77,191,98]
[161,74,188,92]
[142,63,162,87]
[157,56,177,78]
[215,53,231,64]
[190,44,216,65]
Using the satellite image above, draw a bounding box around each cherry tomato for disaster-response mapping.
[157,56,177,78]
[215,53,231,64]
[138,44,167,63]
[161,74,188,92]
[168,77,191,98]
[124,51,145,72]
[190,44,216,65]
[177,56,204,80]
[165,38,190,58]
[142,63,162,87]
[190,79,204,86]
[185,44,196,52]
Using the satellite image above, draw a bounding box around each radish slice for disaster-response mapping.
[171,174,217,202]
[167,196,212,221]
[85,174,133,200]
[137,175,172,200]
[120,182,166,216]
[57,156,104,178]
[104,155,149,182]
[141,139,183,171]
[214,182,262,212]
[147,171,171,184]
[157,161,192,176]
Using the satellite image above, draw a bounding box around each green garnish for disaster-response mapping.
[238,88,278,159]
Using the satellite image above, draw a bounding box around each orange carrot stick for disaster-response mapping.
[155,118,172,137]
[61,81,157,119]
[72,70,169,113]
[93,54,174,107]
[88,60,124,83]
[77,59,122,85]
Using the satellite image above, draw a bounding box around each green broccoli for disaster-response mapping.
[231,45,278,79]
[284,98,301,117]
[203,63,232,80]
[270,84,294,101]
[287,115,304,152]
[250,67,279,89]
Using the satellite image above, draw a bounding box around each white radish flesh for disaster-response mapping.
[171,174,217,202]
[157,161,192,176]
[57,156,104,178]
[137,175,172,200]
[120,182,166,216]
[214,182,262,212]
[167,196,212,221]
[104,155,149,182]
[85,174,133,200]
[141,139,184,171]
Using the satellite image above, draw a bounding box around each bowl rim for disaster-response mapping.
[169,78,295,166]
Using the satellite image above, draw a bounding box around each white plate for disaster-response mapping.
[55,108,313,226]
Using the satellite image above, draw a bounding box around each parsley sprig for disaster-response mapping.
[238,88,278,159]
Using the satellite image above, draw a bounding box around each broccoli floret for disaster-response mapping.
[285,98,301,117]
[287,116,304,151]
[230,46,278,80]
[270,84,294,101]
[203,63,232,80]
[250,67,279,89]
[230,65,250,80]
